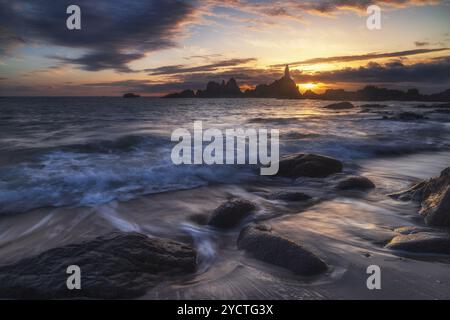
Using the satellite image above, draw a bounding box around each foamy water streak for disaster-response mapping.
[0,97,449,214]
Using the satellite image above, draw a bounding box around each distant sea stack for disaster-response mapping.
[123,93,140,98]
[163,65,450,102]
[244,65,301,99]
[198,78,242,98]
[163,65,302,99]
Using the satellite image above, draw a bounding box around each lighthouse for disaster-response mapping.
[284,64,290,79]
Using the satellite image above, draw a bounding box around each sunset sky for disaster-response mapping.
[0,0,449,96]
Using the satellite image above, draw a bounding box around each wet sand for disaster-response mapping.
[1,151,449,299]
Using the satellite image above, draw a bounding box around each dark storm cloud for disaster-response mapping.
[218,0,443,19]
[54,52,146,73]
[271,48,450,67]
[0,0,197,72]
[84,79,203,94]
[83,57,450,94]
[300,57,450,83]
[146,58,257,75]
[292,0,442,14]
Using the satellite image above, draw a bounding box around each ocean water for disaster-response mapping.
[1,97,449,215]
[1,97,450,299]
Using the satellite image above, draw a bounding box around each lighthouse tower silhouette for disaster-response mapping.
[284,64,291,79]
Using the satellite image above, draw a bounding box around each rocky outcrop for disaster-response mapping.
[244,65,301,99]
[0,232,197,299]
[323,102,354,110]
[123,93,140,98]
[208,199,256,229]
[277,153,343,178]
[385,232,450,255]
[336,176,375,191]
[421,185,450,227]
[237,225,327,276]
[390,167,450,227]
[197,78,243,98]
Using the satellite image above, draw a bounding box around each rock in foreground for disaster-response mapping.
[391,167,450,227]
[208,199,256,229]
[277,153,343,178]
[386,232,450,255]
[336,175,375,191]
[0,232,197,299]
[237,225,328,276]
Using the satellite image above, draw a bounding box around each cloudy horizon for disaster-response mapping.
[1,0,449,96]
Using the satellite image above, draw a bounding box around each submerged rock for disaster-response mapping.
[0,232,197,299]
[208,199,256,229]
[267,191,312,201]
[237,224,328,276]
[277,153,343,178]
[336,175,375,191]
[391,167,450,227]
[323,102,354,110]
[386,232,450,255]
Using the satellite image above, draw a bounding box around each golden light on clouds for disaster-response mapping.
[298,82,321,92]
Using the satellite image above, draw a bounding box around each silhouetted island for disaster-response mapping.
[163,65,450,102]
[123,92,140,98]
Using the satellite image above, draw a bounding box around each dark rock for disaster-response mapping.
[385,232,450,254]
[303,90,319,99]
[277,153,343,178]
[267,191,312,201]
[123,93,140,98]
[237,225,328,276]
[244,65,301,99]
[336,175,375,190]
[390,167,450,227]
[208,199,256,229]
[323,102,354,110]
[422,185,450,227]
[0,232,197,299]
[197,78,243,98]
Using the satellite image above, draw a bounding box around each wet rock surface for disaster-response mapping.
[277,153,343,178]
[237,224,328,276]
[391,167,450,227]
[208,199,257,229]
[336,175,375,191]
[386,232,450,255]
[0,232,197,299]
